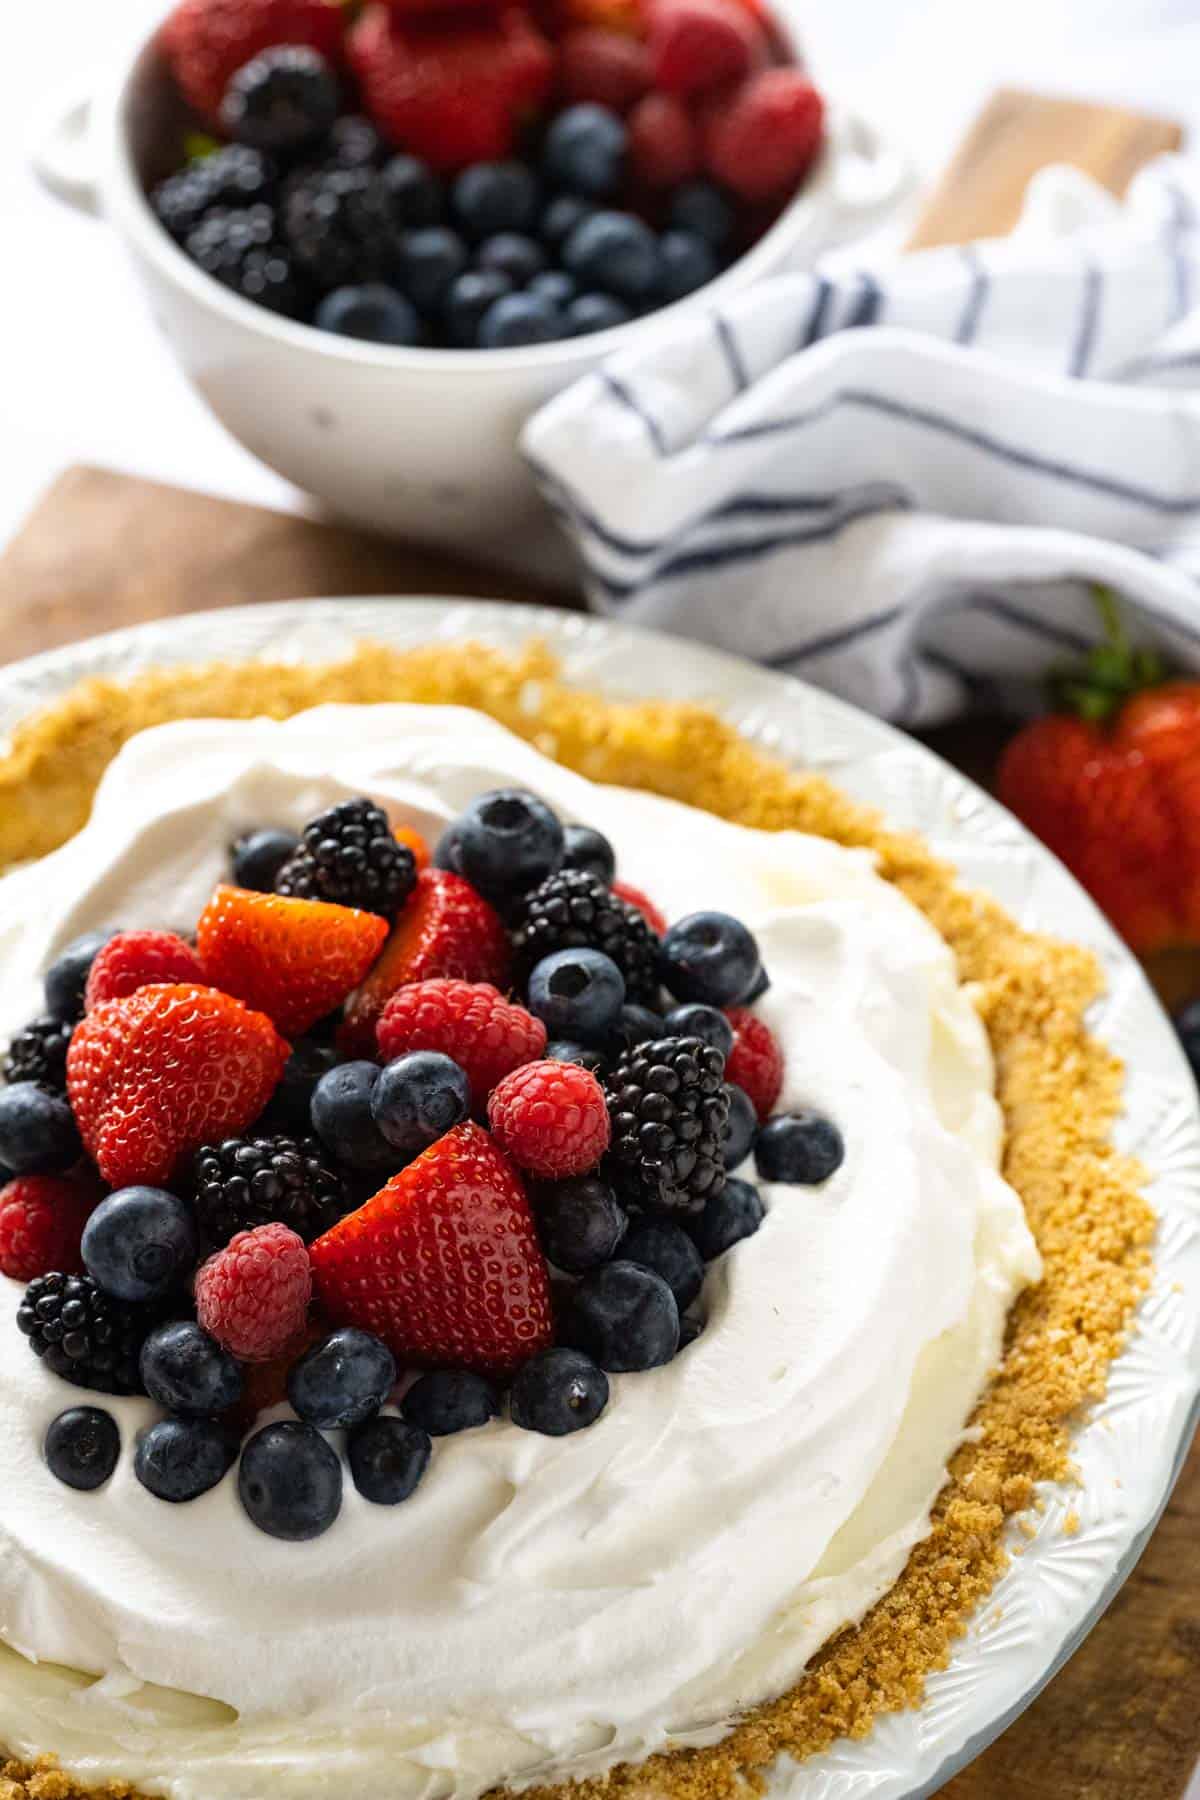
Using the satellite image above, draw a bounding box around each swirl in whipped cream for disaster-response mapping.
[0,706,1041,1800]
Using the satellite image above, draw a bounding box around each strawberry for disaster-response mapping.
[339,868,510,1057]
[998,596,1200,954]
[376,979,546,1107]
[627,91,698,188]
[84,930,205,1012]
[702,68,824,200]
[197,885,389,1038]
[393,824,431,872]
[559,28,651,110]
[161,0,345,124]
[348,4,555,171]
[647,0,766,96]
[310,1120,554,1375]
[66,984,289,1189]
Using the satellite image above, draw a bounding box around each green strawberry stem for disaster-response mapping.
[1051,586,1164,723]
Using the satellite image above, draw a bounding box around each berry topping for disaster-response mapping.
[755,1111,844,1185]
[258,1041,338,1137]
[603,1035,728,1215]
[724,1007,783,1121]
[659,228,717,301]
[274,797,417,920]
[663,1003,733,1060]
[563,209,661,302]
[533,1174,627,1272]
[186,205,307,317]
[220,46,339,154]
[287,1326,397,1428]
[162,0,345,123]
[197,885,389,1038]
[610,879,668,936]
[648,0,765,96]
[487,1059,611,1179]
[453,160,540,238]
[479,291,561,347]
[44,932,114,1024]
[545,1039,609,1075]
[561,823,616,884]
[45,1406,121,1492]
[371,1051,471,1152]
[566,1260,680,1370]
[402,1368,500,1434]
[689,1173,764,1259]
[66,985,290,1189]
[194,1221,313,1363]
[541,193,594,248]
[284,163,397,291]
[400,226,471,310]
[238,1418,343,1539]
[558,29,651,112]
[135,1416,239,1504]
[0,1083,82,1176]
[311,1061,400,1173]
[0,1175,94,1283]
[84,930,206,1012]
[377,980,547,1110]
[192,1133,348,1245]
[348,1414,431,1505]
[621,1216,703,1311]
[3,1015,75,1092]
[659,911,761,1007]
[152,145,277,243]
[477,230,547,284]
[702,68,824,202]
[310,1120,554,1376]
[315,283,423,344]
[392,822,432,870]
[668,178,733,246]
[445,270,514,345]
[544,104,627,198]
[140,1320,244,1418]
[510,1346,609,1435]
[17,1272,152,1395]
[437,788,564,910]
[723,1082,757,1168]
[512,868,661,1006]
[528,947,626,1044]
[627,93,699,190]
[610,1003,667,1052]
[81,1187,198,1304]
[564,292,631,335]
[231,827,301,893]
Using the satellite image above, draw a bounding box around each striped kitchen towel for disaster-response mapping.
[523,155,1200,725]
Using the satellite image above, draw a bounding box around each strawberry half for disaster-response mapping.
[310,1120,554,1376]
[67,984,290,1188]
[197,885,389,1038]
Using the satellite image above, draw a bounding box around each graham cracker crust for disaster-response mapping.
[0,639,1154,1800]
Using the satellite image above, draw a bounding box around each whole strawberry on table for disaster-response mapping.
[0,788,839,1539]
[149,0,825,348]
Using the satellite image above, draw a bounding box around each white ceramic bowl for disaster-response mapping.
[34,16,906,571]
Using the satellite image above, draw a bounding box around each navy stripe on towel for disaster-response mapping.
[955,246,989,344]
[714,313,750,392]
[1068,260,1103,377]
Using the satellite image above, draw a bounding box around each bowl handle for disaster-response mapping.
[827,107,910,232]
[31,81,101,215]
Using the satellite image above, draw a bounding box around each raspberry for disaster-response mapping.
[85,930,205,1012]
[197,885,389,1038]
[194,1222,312,1362]
[724,1007,783,1121]
[0,1176,94,1282]
[702,69,824,201]
[558,29,652,111]
[647,0,766,96]
[2,1016,75,1091]
[626,92,699,189]
[487,1060,610,1179]
[610,878,668,936]
[377,979,546,1107]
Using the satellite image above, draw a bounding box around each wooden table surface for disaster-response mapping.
[1,88,1197,1800]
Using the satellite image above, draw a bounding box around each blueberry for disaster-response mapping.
[221,46,338,155]
[381,153,443,228]
[660,911,761,1007]
[231,826,300,892]
[258,1040,338,1135]
[690,1175,764,1260]
[140,1321,243,1418]
[545,1039,608,1075]
[287,1326,396,1429]
[658,229,718,303]
[453,161,539,238]
[563,212,660,304]
[370,1051,470,1152]
[476,232,547,285]
[723,1083,757,1169]
[535,1174,627,1272]
[544,104,627,199]
[44,932,112,1022]
[743,965,771,1003]
[621,1218,703,1312]
[679,1313,705,1348]
[399,226,469,312]
[609,1003,666,1052]
[511,1347,609,1435]
[664,1004,734,1061]
[528,947,625,1043]
[1176,999,1200,1083]
[756,1111,844,1185]
[402,1369,500,1435]
[315,283,423,345]
[567,1261,679,1371]
[541,194,594,248]
[529,269,577,310]
[311,1061,397,1172]
[82,1187,198,1303]
[561,823,615,883]
[135,1416,238,1503]
[348,1414,431,1504]
[45,1406,120,1491]
[444,269,514,346]
[479,292,562,348]
[239,1420,343,1540]
[439,788,563,907]
[563,292,632,336]
[0,1083,81,1175]
[669,180,734,248]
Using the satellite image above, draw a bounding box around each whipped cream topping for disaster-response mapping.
[0,706,1041,1800]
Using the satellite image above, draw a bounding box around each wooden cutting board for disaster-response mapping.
[1,88,1196,1800]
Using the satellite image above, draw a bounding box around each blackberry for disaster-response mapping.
[603,1035,729,1217]
[151,145,277,243]
[3,1016,73,1092]
[185,205,306,316]
[283,162,399,291]
[192,1134,347,1246]
[330,115,386,169]
[16,1272,151,1396]
[220,47,339,156]
[512,869,661,1006]
[275,797,416,919]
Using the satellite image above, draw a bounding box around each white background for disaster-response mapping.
[2,0,1200,557]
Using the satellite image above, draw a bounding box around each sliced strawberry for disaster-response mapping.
[310,1120,553,1376]
[197,885,389,1038]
